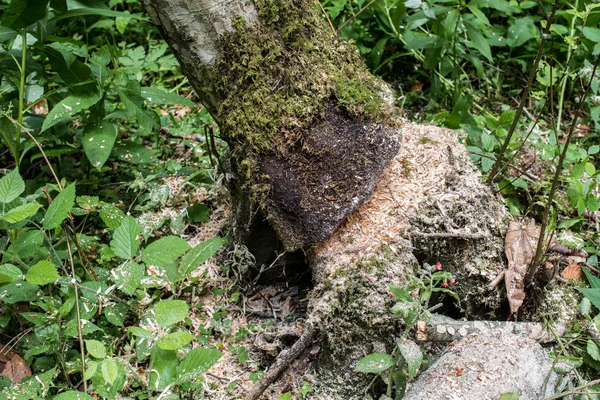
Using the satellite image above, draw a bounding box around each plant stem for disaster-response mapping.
[486,0,560,183]
[16,29,27,169]
[527,53,600,284]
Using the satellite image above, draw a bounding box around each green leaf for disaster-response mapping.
[99,203,125,229]
[579,288,600,310]
[50,8,148,22]
[466,4,490,26]
[154,299,189,327]
[83,114,117,170]
[118,87,159,131]
[177,347,223,382]
[465,22,492,62]
[1,0,49,29]
[140,87,196,107]
[53,391,95,400]
[442,10,459,39]
[41,93,101,132]
[498,110,515,128]
[179,237,227,277]
[85,339,107,359]
[111,261,142,295]
[101,359,118,384]
[355,353,394,373]
[142,236,190,267]
[507,16,537,47]
[587,340,600,361]
[157,331,194,350]
[149,347,178,391]
[26,260,60,285]
[45,46,92,87]
[0,116,19,161]
[0,264,22,283]
[0,281,41,303]
[0,169,25,204]
[128,326,153,338]
[187,203,210,222]
[583,27,600,43]
[111,216,140,259]
[388,285,414,302]
[498,394,519,400]
[582,268,600,289]
[2,202,41,223]
[398,339,423,379]
[84,360,99,380]
[43,183,76,230]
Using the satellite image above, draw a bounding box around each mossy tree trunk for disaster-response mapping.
[142,1,510,398]
[142,0,400,254]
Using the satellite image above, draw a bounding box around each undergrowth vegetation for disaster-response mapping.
[0,0,599,398]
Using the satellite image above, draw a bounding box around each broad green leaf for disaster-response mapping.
[498,110,515,128]
[582,268,600,289]
[465,22,492,62]
[0,169,25,203]
[579,288,600,310]
[26,260,60,285]
[85,339,106,359]
[83,115,117,170]
[0,264,22,283]
[588,340,600,361]
[442,10,459,39]
[398,339,423,379]
[1,0,49,29]
[154,299,189,327]
[149,347,178,391]
[64,319,101,337]
[103,303,128,326]
[140,87,196,107]
[99,203,125,229]
[187,203,210,222]
[355,353,394,373]
[128,326,153,338]
[179,237,228,277]
[0,26,18,42]
[157,331,194,350]
[53,391,95,400]
[2,202,41,223]
[111,261,142,295]
[583,27,600,43]
[466,4,490,26]
[50,8,148,21]
[118,88,159,131]
[43,183,76,230]
[84,360,99,380]
[111,216,140,259]
[0,281,41,303]
[41,93,100,132]
[101,359,118,384]
[142,236,190,267]
[45,46,92,87]
[177,347,223,382]
[507,16,537,47]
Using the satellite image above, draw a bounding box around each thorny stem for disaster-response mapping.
[527,53,600,284]
[487,0,560,183]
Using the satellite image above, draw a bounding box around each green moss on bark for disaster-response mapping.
[213,0,397,215]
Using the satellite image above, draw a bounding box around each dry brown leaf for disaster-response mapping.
[0,348,32,384]
[561,264,584,281]
[281,296,295,318]
[416,320,428,342]
[410,80,424,93]
[504,218,540,314]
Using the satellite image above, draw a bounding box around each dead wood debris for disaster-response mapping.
[246,325,318,400]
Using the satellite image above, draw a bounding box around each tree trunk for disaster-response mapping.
[142,1,510,397]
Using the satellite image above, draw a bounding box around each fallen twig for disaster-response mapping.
[246,324,318,400]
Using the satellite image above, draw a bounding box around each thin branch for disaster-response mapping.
[487,0,560,183]
[337,0,377,32]
[315,0,336,33]
[527,53,600,283]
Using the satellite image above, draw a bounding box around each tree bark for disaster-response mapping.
[142,1,510,398]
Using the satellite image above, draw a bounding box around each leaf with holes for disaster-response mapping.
[43,184,75,230]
